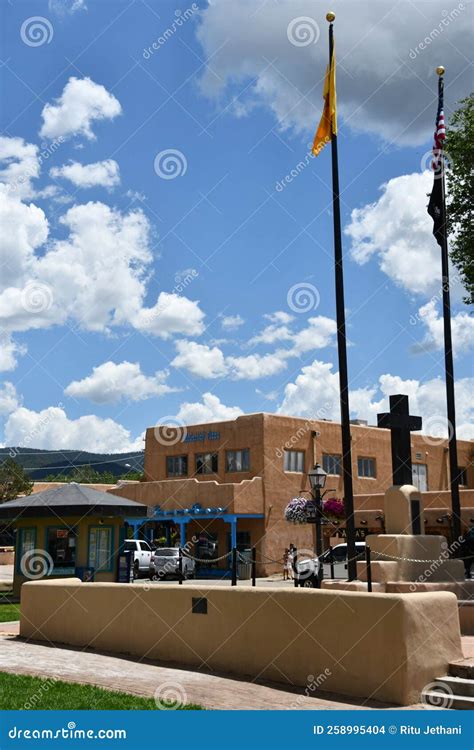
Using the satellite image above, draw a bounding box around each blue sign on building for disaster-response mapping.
[183,431,220,443]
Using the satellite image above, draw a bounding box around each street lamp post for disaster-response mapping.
[308,463,327,587]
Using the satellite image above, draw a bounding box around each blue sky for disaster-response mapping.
[0,0,472,452]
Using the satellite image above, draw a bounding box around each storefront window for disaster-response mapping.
[283,450,305,473]
[195,452,218,475]
[357,457,376,478]
[46,527,77,574]
[16,527,36,574]
[225,449,250,472]
[166,455,188,477]
[323,453,342,475]
[88,526,113,572]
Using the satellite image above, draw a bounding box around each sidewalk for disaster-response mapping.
[0,633,419,710]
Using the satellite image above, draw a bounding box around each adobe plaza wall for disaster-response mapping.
[20,579,463,706]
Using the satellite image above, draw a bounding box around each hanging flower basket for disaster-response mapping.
[322,497,345,523]
[284,496,311,524]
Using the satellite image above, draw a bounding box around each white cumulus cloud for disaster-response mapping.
[133,292,206,339]
[40,77,122,141]
[50,159,120,188]
[345,171,445,296]
[0,382,20,416]
[172,341,227,379]
[0,137,40,199]
[65,361,179,404]
[412,300,474,356]
[221,314,245,330]
[278,359,474,439]
[176,392,244,424]
[4,405,142,452]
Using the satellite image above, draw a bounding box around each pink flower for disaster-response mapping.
[322,497,345,518]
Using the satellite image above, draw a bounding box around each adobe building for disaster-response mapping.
[110,413,474,576]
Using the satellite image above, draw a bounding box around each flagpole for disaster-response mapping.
[326,12,357,580]
[435,66,461,543]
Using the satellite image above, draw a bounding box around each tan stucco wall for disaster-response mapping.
[109,476,264,515]
[31,482,120,494]
[20,579,462,706]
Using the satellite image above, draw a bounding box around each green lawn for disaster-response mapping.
[0,672,202,710]
[0,603,20,622]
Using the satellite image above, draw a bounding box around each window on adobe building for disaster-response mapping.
[283,450,305,473]
[166,455,188,477]
[412,463,428,492]
[225,449,250,472]
[457,467,467,486]
[196,452,218,475]
[357,457,376,478]
[322,453,342,475]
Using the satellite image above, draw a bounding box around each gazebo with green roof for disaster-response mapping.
[0,483,147,596]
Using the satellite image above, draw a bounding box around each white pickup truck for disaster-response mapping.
[123,539,154,579]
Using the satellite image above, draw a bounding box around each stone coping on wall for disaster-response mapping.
[20,578,462,706]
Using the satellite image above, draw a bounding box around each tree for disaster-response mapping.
[0,458,33,503]
[445,93,474,305]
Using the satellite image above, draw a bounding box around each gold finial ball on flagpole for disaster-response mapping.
[326,11,336,22]
[436,66,445,76]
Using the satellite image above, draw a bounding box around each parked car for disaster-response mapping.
[296,542,366,587]
[123,539,154,579]
[150,547,195,580]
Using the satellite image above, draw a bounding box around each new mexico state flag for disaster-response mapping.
[312,48,337,156]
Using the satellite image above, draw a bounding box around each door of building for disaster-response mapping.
[412,463,428,492]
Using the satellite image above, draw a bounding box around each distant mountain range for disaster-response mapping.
[0,447,144,480]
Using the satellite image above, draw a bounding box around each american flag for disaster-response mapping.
[432,78,446,170]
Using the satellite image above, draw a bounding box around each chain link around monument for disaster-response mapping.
[183,550,233,564]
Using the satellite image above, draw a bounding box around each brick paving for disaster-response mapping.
[1,624,471,710]
[0,633,420,710]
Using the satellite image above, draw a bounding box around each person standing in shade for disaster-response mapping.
[283,548,290,580]
[287,544,296,580]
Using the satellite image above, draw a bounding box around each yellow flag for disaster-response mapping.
[312,47,337,156]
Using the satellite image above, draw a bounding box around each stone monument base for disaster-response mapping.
[358,534,465,583]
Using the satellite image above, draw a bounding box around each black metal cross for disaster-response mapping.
[377,394,423,534]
